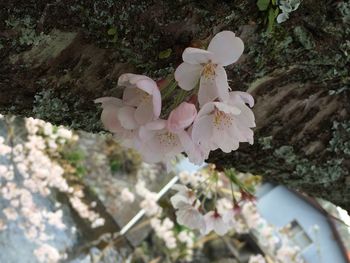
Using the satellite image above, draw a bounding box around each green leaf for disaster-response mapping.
[107,27,117,36]
[158,48,172,59]
[267,7,279,32]
[257,0,270,11]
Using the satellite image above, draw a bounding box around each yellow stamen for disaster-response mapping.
[213,109,233,129]
[201,62,217,79]
[157,132,178,147]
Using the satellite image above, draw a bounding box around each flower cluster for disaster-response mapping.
[171,182,237,236]
[150,217,177,249]
[241,202,304,263]
[117,163,306,262]
[119,178,195,261]
[0,117,106,262]
[96,31,255,168]
[168,168,303,263]
[276,0,301,23]
[170,167,255,236]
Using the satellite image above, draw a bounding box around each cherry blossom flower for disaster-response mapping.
[95,73,161,148]
[150,217,177,249]
[140,192,162,216]
[204,210,230,236]
[175,201,206,233]
[3,207,18,221]
[120,188,135,203]
[175,31,244,107]
[137,102,204,167]
[34,244,61,263]
[192,91,255,155]
[170,184,196,209]
[118,73,162,125]
[178,231,194,248]
[222,207,238,228]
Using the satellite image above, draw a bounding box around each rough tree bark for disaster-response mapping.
[0,1,349,210]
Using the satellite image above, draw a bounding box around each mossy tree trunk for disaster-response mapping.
[1,1,349,210]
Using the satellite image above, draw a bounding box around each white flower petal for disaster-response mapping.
[176,203,206,232]
[192,115,214,145]
[204,211,229,236]
[94,97,123,107]
[135,99,154,125]
[178,131,206,165]
[230,91,255,108]
[175,62,202,91]
[167,102,197,133]
[122,87,143,107]
[214,66,230,102]
[143,119,167,130]
[196,102,215,119]
[214,102,241,115]
[182,47,213,64]
[198,76,220,107]
[136,78,158,95]
[118,73,149,87]
[100,105,123,133]
[208,31,244,66]
[171,194,191,209]
[117,106,138,129]
[213,129,239,153]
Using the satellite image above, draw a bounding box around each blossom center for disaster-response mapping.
[213,110,233,129]
[201,62,217,79]
[141,92,151,102]
[157,131,178,147]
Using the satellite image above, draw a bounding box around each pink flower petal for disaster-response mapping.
[182,47,213,65]
[207,31,244,66]
[167,102,197,133]
[174,62,202,91]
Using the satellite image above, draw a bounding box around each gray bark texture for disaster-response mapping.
[0,1,350,210]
